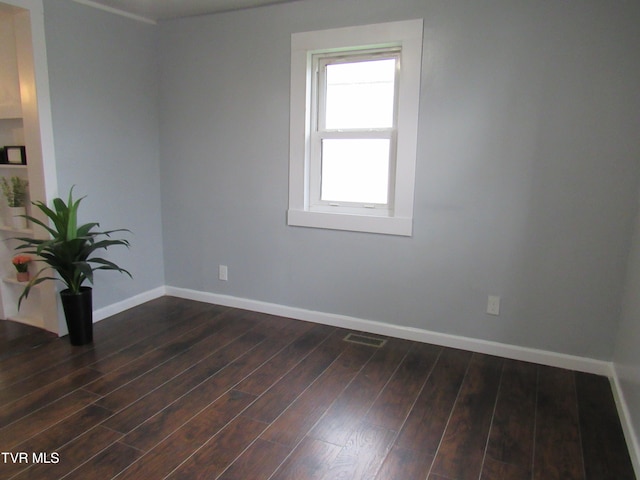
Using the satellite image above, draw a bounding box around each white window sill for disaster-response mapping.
[287,209,412,236]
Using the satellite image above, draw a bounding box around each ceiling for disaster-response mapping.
[76,0,300,22]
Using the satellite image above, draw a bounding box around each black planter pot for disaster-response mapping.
[60,287,93,346]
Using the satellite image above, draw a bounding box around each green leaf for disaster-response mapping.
[14,186,132,309]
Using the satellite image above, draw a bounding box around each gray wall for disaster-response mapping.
[35,0,640,361]
[158,0,640,360]
[43,0,164,308]
[615,194,640,455]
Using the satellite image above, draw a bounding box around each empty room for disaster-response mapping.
[0,0,639,479]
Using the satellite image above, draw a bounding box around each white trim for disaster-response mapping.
[287,209,413,236]
[611,366,640,478]
[93,286,166,323]
[71,0,157,25]
[165,285,613,376]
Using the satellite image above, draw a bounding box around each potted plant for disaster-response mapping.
[12,254,31,282]
[15,187,131,345]
[1,176,29,229]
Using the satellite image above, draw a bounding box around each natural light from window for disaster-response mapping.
[324,58,396,130]
[321,138,390,204]
[319,57,396,205]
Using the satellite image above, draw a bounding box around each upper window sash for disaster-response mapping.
[313,50,401,134]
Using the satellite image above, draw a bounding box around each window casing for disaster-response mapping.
[288,19,423,236]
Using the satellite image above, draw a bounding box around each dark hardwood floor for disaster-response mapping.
[0,296,635,480]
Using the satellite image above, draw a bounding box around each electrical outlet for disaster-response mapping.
[487,295,500,316]
[219,265,228,281]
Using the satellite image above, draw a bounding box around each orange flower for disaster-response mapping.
[12,255,31,272]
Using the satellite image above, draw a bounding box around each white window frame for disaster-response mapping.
[311,49,399,210]
[288,19,423,236]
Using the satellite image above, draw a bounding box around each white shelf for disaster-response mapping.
[0,8,57,333]
[0,106,22,120]
[0,225,33,235]
[3,276,30,286]
[0,164,27,169]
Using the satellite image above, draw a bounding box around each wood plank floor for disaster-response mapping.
[0,296,635,480]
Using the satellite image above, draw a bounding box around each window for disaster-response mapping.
[288,19,423,236]
[314,52,398,208]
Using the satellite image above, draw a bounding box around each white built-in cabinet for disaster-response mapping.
[0,8,58,331]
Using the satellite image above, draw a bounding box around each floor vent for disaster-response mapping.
[343,333,387,348]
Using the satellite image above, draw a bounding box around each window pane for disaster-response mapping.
[321,138,390,204]
[325,58,396,130]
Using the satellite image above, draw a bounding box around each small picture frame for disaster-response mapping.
[2,146,26,165]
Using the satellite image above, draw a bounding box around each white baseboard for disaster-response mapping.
[164,286,613,377]
[611,368,640,478]
[93,286,166,322]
